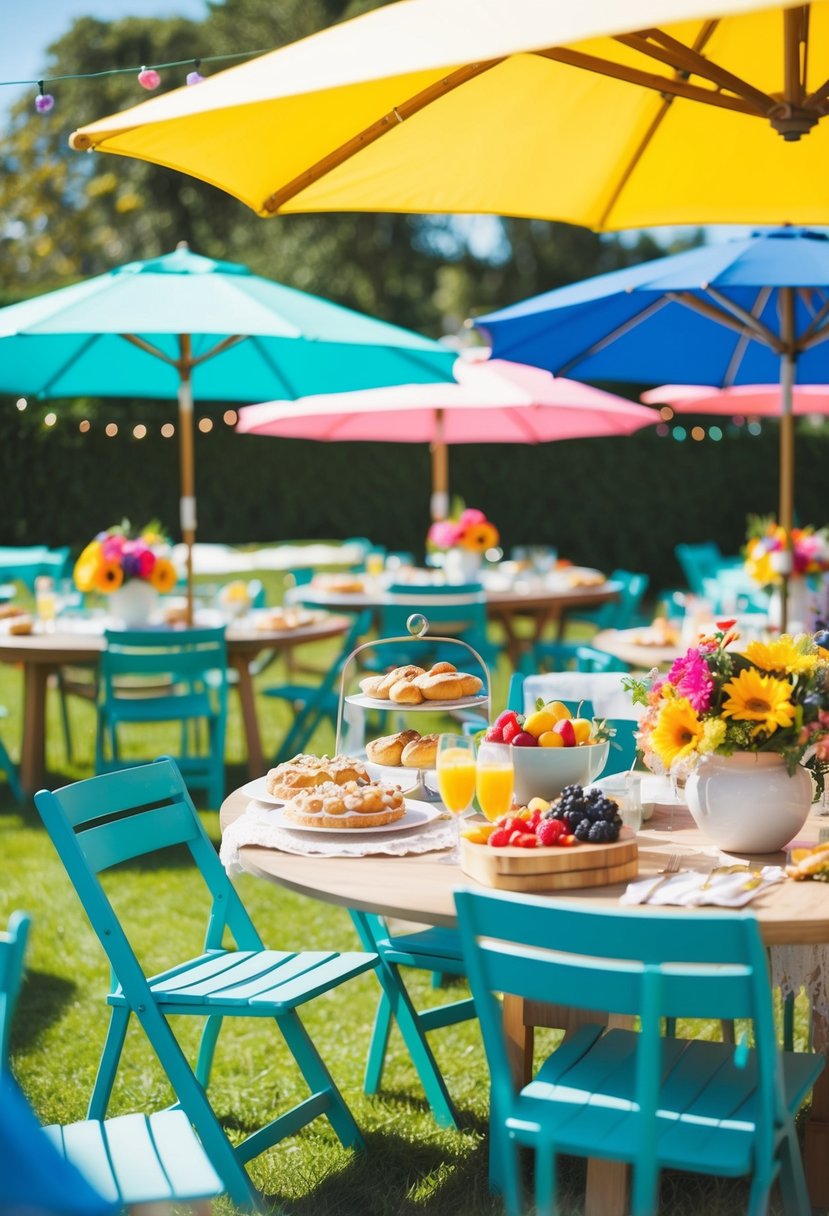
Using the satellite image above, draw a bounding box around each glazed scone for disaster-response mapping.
[266,753,368,801]
[281,779,406,829]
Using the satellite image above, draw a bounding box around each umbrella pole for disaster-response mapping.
[779,288,796,634]
[430,408,449,520]
[177,343,196,627]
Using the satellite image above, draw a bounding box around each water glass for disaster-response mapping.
[35,575,57,632]
[475,742,515,822]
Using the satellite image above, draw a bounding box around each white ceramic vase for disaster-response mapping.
[108,579,159,627]
[444,549,482,585]
[684,751,813,853]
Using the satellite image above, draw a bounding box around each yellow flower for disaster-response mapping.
[650,697,704,767]
[149,558,177,594]
[722,668,795,736]
[743,636,817,676]
[459,522,499,553]
[73,540,102,593]
[94,560,124,594]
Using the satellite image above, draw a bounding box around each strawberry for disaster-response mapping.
[494,709,520,728]
[502,719,523,745]
[512,832,539,848]
[536,819,566,846]
[488,828,512,847]
[499,816,524,835]
[484,725,505,742]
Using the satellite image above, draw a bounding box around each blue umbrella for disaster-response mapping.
[0,244,456,619]
[476,227,829,628]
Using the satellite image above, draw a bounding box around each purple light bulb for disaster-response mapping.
[35,92,54,113]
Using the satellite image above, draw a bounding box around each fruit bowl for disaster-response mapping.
[511,741,610,804]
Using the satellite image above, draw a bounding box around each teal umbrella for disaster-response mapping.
[0,244,455,619]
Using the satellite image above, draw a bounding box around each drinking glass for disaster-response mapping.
[475,742,515,822]
[35,575,57,632]
[436,734,477,854]
[365,551,385,580]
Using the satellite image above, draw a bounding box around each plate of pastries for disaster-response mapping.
[243,752,439,833]
[366,729,438,770]
[353,660,485,707]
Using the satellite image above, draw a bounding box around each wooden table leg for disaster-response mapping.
[230,657,263,779]
[503,992,534,1088]
[20,662,52,794]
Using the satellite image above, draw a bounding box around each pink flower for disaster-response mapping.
[428,521,464,549]
[458,508,486,527]
[101,535,126,562]
[667,649,715,713]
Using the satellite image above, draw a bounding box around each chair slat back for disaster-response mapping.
[455,888,781,1156]
[0,911,30,1062]
[35,761,262,959]
[102,628,227,681]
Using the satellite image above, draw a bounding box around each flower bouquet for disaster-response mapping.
[744,515,829,586]
[625,626,829,793]
[73,522,178,596]
[426,506,499,555]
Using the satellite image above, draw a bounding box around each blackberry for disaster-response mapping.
[588,820,620,843]
[573,818,593,841]
[560,784,584,800]
[585,803,606,822]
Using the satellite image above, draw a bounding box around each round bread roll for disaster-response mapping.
[418,672,466,701]
[389,679,424,704]
[377,664,425,694]
[429,661,457,675]
[366,730,420,766]
[459,673,483,696]
[401,733,438,768]
[359,675,389,699]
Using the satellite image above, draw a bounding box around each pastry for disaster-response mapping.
[430,661,457,675]
[366,730,420,766]
[266,753,368,801]
[415,672,466,701]
[401,733,438,768]
[0,604,26,620]
[459,674,483,696]
[389,679,425,704]
[377,665,425,695]
[7,616,33,636]
[311,573,366,594]
[359,675,388,699]
[281,779,406,829]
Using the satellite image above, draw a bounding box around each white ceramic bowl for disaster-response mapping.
[511,740,610,805]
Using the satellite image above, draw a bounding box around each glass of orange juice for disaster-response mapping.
[436,734,477,853]
[475,742,515,822]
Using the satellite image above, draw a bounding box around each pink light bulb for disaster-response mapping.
[137,67,161,90]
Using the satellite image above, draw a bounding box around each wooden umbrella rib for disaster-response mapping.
[262,58,503,214]
[538,47,761,117]
[189,333,248,368]
[121,333,177,364]
[783,6,808,106]
[615,29,775,113]
[664,290,783,353]
[703,287,785,352]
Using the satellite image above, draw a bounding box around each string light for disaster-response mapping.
[105,423,118,437]
[79,420,90,433]
[15,398,26,411]
[659,405,674,421]
[161,423,175,438]
[223,409,238,426]
[137,66,161,90]
[691,425,705,441]
[132,423,147,439]
[198,417,213,433]
[34,81,54,113]
[44,412,57,427]
[186,59,204,85]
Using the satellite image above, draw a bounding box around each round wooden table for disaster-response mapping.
[221,784,829,1213]
[0,613,352,793]
[289,576,621,668]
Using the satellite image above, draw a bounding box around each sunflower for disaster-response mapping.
[93,560,124,594]
[459,521,499,552]
[149,558,178,594]
[722,668,795,736]
[73,540,103,593]
[743,637,817,676]
[650,697,704,767]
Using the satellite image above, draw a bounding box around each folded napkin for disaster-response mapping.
[220,800,456,875]
[620,865,787,908]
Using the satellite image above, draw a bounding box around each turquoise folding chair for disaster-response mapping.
[0,911,223,1213]
[0,544,71,593]
[349,910,476,1129]
[264,609,373,765]
[0,705,21,801]
[34,760,379,1208]
[95,626,228,809]
[508,671,639,773]
[455,888,823,1216]
[519,642,629,675]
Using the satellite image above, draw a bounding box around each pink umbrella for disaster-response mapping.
[237,356,658,518]
[642,384,829,417]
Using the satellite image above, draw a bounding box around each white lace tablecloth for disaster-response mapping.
[220,800,456,875]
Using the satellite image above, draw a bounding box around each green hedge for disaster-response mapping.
[5,400,827,592]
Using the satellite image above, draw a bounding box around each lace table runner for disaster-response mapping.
[221,800,456,875]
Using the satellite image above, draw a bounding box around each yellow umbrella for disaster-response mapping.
[71,0,829,230]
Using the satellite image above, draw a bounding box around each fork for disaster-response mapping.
[699,863,750,890]
[641,851,682,902]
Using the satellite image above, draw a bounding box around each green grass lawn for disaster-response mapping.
[0,576,808,1214]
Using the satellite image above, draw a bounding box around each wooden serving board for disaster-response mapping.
[460,830,638,892]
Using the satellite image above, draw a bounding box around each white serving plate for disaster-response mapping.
[346,692,488,711]
[270,797,441,835]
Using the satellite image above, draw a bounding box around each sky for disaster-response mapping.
[0,0,211,112]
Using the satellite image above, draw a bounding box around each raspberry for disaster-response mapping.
[512,832,539,848]
[536,819,566,846]
[488,828,512,847]
[484,725,505,743]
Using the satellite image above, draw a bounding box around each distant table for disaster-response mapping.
[221,785,829,1214]
[0,613,351,793]
[289,575,621,667]
[592,626,683,670]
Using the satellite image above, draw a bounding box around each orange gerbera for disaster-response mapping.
[149,558,178,594]
[459,522,499,552]
[93,560,124,594]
